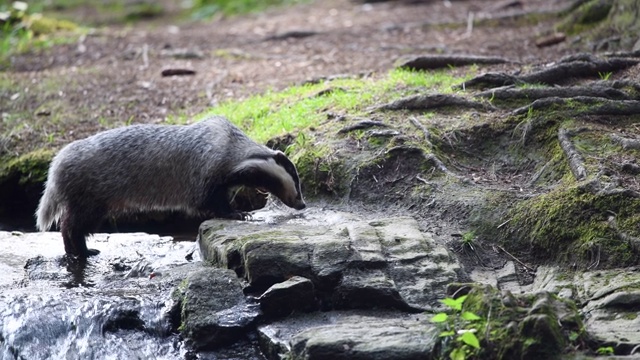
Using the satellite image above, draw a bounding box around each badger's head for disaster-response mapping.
[231,150,305,210]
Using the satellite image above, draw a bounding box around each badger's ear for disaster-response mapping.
[272,150,299,178]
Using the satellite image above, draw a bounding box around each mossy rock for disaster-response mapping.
[28,15,77,35]
[0,149,53,216]
[0,149,53,185]
[444,284,586,360]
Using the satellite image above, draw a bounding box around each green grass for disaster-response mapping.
[191,0,308,18]
[0,2,80,67]
[199,68,474,143]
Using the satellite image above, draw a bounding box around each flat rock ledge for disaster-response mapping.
[198,215,460,312]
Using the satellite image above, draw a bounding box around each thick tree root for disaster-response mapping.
[386,145,463,180]
[458,54,639,90]
[477,84,633,101]
[558,127,587,181]
[611,134,640,150]
[519,57,638,85]
[396,55,511,71]
[456,72,521,90]
[512,97,640,116]
[338,120,388,134]
[374,94,495,112]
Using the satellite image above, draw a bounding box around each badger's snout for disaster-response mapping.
[293,201,306,210]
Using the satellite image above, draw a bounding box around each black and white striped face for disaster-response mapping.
[234,151,305,210]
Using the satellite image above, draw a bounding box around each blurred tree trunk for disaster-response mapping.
[561,0,640,51]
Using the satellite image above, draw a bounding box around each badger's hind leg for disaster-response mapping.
[60,204,105,257]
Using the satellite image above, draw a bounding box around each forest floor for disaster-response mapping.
[2,0,577,154]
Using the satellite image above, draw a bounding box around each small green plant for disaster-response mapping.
[460,231,476,251]
[596,346,614,355]
[0,1,78,66]
[598,71,612,81]
[431,295,483,360]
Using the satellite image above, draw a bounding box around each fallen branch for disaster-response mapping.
[396,54,511,71]
[558,127,587,181]
[374,94,495,112]
[264,30,318,41]
[496,245,535,273]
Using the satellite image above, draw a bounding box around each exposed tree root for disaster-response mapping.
[611,134,640,150]
[386,145,463,180]
[264,30,318,41]
[338,120,388,134]
[396,55,511,71]
[477,84,632,101]
[458,55,639,90]
[374,94,495,112]
[519,57,639,85]
[408,117,433,149]
[558,127,587,181]
[512,97,640,116]
[456,72,521,90]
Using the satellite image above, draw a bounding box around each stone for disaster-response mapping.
[259,276,318,318]
[198,216,459,311]
[257,310,436,360]
[176,267,260,350]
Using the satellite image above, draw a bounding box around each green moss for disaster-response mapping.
[0,149,53,185]
[503,185,640,268]
[291,145,348,197]
[557,0,613,35]
[451,284,586,359]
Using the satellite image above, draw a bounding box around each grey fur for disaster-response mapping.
[36,116,305,257]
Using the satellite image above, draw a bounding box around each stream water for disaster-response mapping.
[0,229,264,360]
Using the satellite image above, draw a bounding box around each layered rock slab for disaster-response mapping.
[198,215,459,311]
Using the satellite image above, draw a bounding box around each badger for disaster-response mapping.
[36,116,306,257]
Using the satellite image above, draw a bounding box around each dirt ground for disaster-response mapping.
[3,0,577,153]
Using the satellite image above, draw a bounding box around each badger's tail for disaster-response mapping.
[36,181,63,231]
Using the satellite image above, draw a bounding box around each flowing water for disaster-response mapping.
[0,230,264,360]
[0,206,351,359]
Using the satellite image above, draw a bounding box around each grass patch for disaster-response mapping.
[191,0,308,19]
[199,68,474,143]
[0,1,80,67]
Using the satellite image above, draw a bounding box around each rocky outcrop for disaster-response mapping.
[198,213,460,311]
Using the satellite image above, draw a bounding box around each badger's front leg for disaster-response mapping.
[202,185,250,220]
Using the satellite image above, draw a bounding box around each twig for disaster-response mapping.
[497,219,511,229]
[496,245,535,272]
[465,12,474,37]
[142,43,149,69]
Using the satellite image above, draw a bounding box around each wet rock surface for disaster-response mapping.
[198,211,460,312]
[174,267,261,350]
[5,210,640,359]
